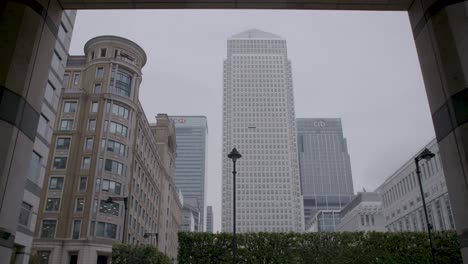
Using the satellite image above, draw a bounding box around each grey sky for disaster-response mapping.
[70,9,435,232]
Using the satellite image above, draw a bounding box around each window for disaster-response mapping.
[96,67,104,78]
[63,101,77,113]
[84,137,94,151]
[100,179,121,195]
[96,222,117,239]
[51,50,61,70]
[100,48,107,57]
[114,70,132,97]
[58,23,67,42]
[53,157,67,169]
[49,177,64,190]
[40,220,57,238]
[79,177,87,192]
[60,119,73,130]
[28,151,42,183]
[99,200,119,216]
[72,73,80,89]
[91,51,95,60]
[88,119,96,132]
[38,114,50,138]
[111,103,130,119]
[45,198,60,211]
[18,202,32,226]
[104,159,124,176]
[360,215,364,226]
[104,121,128,137]
[82,157,91,170]
[91,101,98,113]
[102,139,126,156]
[75,198,85,212]
[94,83,101,93]
[44,81,57,106]
[56,137,71,150]
[371,215,375,226]
[72,220,81,239]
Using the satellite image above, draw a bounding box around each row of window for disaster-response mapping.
[383,152,441,207]
[40,219,117,240]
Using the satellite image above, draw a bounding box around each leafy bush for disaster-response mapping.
[112,244,172,264]
[178,231,462,264]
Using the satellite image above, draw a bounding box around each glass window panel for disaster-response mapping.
[45,198,60,211]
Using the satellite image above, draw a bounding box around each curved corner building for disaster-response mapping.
[33,36,182,263]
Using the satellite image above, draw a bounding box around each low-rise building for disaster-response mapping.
[376,139,455,232]
[336,192,386,232]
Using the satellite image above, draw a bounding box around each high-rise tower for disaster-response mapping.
[222,29,303,233]
[296,118,354,231]
[170,116,208,231]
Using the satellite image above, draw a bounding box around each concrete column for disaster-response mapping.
[408,0,468,262]
[0,0,63,262]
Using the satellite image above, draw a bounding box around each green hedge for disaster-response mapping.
[178,231,462,264]
[112,244,172,264]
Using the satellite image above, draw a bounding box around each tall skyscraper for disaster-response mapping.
[222,29,303,233]
[170,116,208,231]
[206,206,214,233]
[297,118,354,231]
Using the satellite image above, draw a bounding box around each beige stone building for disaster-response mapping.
[32,36,181,264]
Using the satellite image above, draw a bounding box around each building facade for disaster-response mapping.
[336,192,386,232]
[376,139,455,233]
[181,197,200,232]
[10,11,77,264]
[169,116,207,231]
[32,36,181,264]
[296,118,354,231]
[222,29,303,233]
[206,206,213,233]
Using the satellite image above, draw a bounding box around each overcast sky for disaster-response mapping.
[70,9,435,232]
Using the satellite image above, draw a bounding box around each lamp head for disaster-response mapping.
[417,148,435,161]
[228,148,242,162]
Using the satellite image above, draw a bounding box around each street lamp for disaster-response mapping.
[106,196,128,244]
[415,148,436,264]
[227,148,241,264]
[143,232,159,247]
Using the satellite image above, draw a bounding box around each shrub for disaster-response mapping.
[178,231,462,264]
[112,244,172,264]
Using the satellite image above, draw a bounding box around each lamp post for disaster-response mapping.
[144,232,159,247]
[106,196,128,244]
[415,148,436,264]
[228,148,241,264]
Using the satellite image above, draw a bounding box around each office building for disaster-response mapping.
[169,116,207,231]
[297,118,354,231]
[7,11,77,264]
[32,36,182,263]
[181,197,200,232]
[336,192,386,232]
[222,29,304,233]
[206,206,213,233]
[376,139,455,232]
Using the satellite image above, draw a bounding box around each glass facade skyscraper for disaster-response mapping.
[170,116,208,231]
[222,29,303,233]
[297,118,354,231]
[206,206,214,233]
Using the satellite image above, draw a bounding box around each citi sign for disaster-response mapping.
[313,121,326,127]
